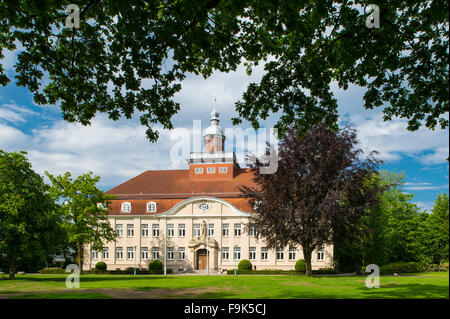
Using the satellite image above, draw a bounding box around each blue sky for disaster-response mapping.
[0,48,448,212]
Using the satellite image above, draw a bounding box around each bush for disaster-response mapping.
[149,259,163,274]
[227,269,299,275]
[39,267,66,274]
[439,262,449,272]
[95,261,107,272]
[427,262,449,272]
[313,268,339,275]
[238,259,253,271]
[380,262,425,274]
[295,259,306,273]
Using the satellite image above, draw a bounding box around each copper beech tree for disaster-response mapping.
[241,124,383,276]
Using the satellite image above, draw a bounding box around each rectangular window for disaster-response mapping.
[195,167,203,174]
[249,247,256,260]
[102,247,109,259]
[167,224,174,237]
[289,247,296,260]
[152,224,159,237]
[207,167,215,173]
[193,223,201,237]
[234,246,241,260]
[276,248,284,260]
[178,247,185,260]
[222,223,229,236]
[222,247,229,260]
[178,224,186,237]
[261,247,268,260]
[141,247,148,260]
[207,223,214,237]
[141,224,148,237]
[152,247,159,260]
[92,250,98,259]
[234,223,241,237]
[127,224,134,237]
[127,247,134,260]
[249,223,256,236]
[116,247,123,259]
[116,224,123,237]
[317,247,325,261]
[219,167,227,173]
[167,247,174,260]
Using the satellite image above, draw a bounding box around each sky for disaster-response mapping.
[0,47,448,212]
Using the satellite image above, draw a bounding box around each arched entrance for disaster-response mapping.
[196,249,209,270]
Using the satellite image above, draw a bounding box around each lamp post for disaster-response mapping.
[164,222,167,275]
[134,246,136,276]
[234,245,237,276]
[206,225,209,276]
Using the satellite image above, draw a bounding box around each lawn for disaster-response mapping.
[0,273,448,299]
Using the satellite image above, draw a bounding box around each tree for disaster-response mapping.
[335,171,436,271]
[422,193,449,264]
[0,1,447,141]
[0,150,63,278]
[46,171,116,272]
[241,123,382,276]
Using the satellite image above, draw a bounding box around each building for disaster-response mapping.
[83,108,333,273]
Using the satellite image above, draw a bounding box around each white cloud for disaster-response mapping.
[346,112,449,164]
[0,123,29,150]
[0,102,38,123]
[414,201,435,212]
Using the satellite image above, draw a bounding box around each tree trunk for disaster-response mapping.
[303,247,313,276]
[8,254,15,279]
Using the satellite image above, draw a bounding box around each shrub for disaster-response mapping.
[380,262,425,274]
[439,262,449,272]
[313,268,339,275]
[295,259,306,273]
[39,267,66,274]
[427,262,449,272]
[238,259,252,271]
[95,261,107,272]
[149,259,163,274]
[227,269,298,275]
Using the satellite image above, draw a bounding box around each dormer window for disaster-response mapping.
[195,167,203,174]
[207,167,215,173]
[147,201,157,213]
[219,167,227,173]
[121,202,131,213]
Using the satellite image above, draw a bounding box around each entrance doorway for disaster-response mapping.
[196,249,209,270]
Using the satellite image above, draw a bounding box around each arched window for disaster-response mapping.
[121,202,131,213]
[147,201,157,213]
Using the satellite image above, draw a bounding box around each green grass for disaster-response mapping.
[0,273,448,299]
[10,292,113,299]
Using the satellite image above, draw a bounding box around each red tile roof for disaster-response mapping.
[106,168,257,199]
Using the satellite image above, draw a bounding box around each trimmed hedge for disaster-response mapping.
[95,261,107,272]
[84,267,173,274]
[295,259,306,273]
[238,259,253,271]
[39,267,66,274]
[380,262,425,274]
[312,268,339,275]
[226,269,299,275]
